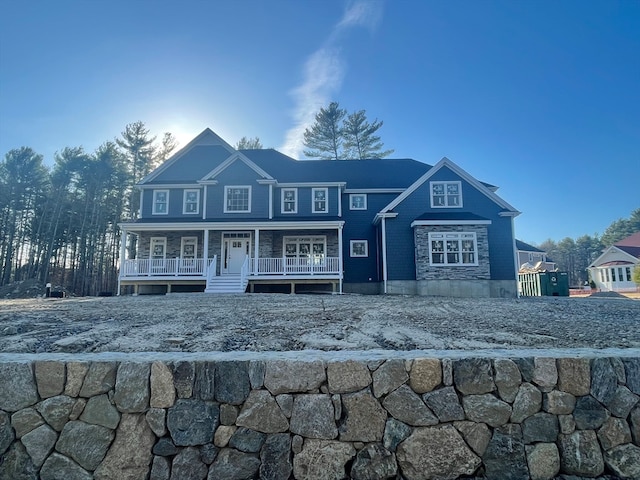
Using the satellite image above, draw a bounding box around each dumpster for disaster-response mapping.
[518,271,569,297]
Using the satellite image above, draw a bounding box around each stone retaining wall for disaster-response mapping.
[1,352,639,479]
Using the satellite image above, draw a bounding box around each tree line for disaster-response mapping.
[534,208,640,286]
[0,122,177,296]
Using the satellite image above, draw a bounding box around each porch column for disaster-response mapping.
[254,228,260,274]
[203,229,209,274]
[382,217,388,294]
[118,228,127,296]
[338,224,343,293]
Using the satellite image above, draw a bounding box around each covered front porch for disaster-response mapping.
[118,220,345,294]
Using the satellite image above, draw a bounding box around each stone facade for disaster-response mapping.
[414,225,491,281]
[1,355,639,479]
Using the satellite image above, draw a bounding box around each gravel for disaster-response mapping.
[0,293,638,355]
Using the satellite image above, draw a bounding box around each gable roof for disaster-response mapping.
[200,152,274,182]
[589,231,640,268]
[614,231,640,259]
[378,157,520,216]
[139,128,235,185]
[138,130,513,204]
[515,240,545,253]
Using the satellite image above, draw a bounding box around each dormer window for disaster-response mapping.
[224,186,251,213]
[431,181,462,208]
[152,190,169,215]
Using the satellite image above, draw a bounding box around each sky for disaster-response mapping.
[0,0,638,245]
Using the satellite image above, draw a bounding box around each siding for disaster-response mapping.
[341,192,399,284]
[384,165,516,281]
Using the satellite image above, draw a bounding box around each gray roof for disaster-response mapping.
[240,149,433,189]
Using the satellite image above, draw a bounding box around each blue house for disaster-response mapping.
[118,128,521,297]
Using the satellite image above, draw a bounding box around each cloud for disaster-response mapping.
[337,0,383,31]
[280,0,383,158]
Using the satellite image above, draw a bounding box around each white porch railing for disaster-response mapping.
[121,258,212,277]
[120,256,340,278]
[250,257,340,275]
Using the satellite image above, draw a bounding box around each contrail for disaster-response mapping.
[280,0,383,159]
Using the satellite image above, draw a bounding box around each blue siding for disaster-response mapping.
[273,186,339,218]
[205,161,269,219]
[341,193,399,283]
[384,166,516,281]
[142,188,201,219]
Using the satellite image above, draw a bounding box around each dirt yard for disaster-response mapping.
[1,293,639,354]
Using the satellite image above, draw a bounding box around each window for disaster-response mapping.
[349,194,367,210]
[281,188,297,213]
[152,190,169,215]
[429,232,477,266]
[626,267,632,282]
[611,268,616,282]
[183,189,200,214]
[150,237,167,272]
[224,186,251,213]
[350,240,368,257]
[312,188,328,213]
[430,181,462,208]
[284,236,326,259]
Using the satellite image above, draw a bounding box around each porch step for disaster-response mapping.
[205,274,247,294]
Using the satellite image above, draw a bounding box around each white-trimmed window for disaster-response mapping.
[430,181,462,208]
[350,240,368,257]
[152,190,169,215]
[349,194,367,210]
[281,188,297,214]
[183,189,200,214]
[224,186,251,213]
[429,232,478,266]
[312,188,328,213]
[284,236,326,259]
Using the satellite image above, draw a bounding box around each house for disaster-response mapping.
[588,232,640,292]
[515,240,556,272]
[117,128,521,297]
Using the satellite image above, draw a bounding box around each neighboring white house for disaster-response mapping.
[588,231,640,292]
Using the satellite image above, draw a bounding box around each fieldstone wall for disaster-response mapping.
[1,354,639,479]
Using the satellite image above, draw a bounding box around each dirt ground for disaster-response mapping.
[1,292,639,354]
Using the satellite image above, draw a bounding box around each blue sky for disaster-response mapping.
[1,0,638,245]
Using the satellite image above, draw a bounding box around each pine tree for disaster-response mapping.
[343,110,394,159]
[303,102,346,160]
[236,136,263,149]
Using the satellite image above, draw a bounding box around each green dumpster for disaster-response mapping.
[518,271,569,297]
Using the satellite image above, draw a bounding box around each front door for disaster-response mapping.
[222,233,251,274]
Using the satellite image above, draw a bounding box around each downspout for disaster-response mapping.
[203,185,207,219]
[382,217,388,294]
[511,216,520,298]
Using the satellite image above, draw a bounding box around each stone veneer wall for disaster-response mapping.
[1,353,639,480]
